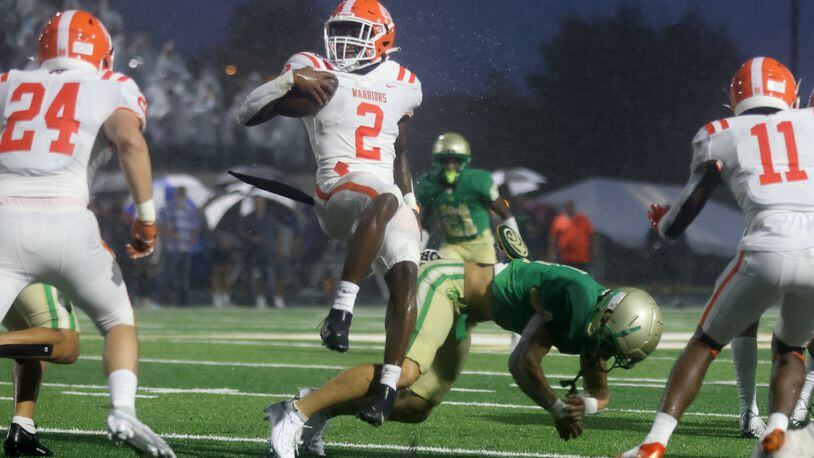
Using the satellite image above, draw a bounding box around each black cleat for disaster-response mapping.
[356,384,396,427]
[4,423,53,457]
[320,309,352,353]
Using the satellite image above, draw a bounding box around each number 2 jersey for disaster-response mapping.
[283,52,422,188]
[689,108,814,251]
[0,68,146,205]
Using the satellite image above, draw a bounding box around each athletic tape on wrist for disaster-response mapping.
[135,199,156,222]
[579,393,599,415]
[547,398,567,420]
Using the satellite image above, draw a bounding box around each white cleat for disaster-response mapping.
[740,409,767,438]
[295,389,330,457]
[791,392,812,429]
[265,401,304,458]
[106,408,175,457]
[751,424,814,458]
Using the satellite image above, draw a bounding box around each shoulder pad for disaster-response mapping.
[283,52,333,72]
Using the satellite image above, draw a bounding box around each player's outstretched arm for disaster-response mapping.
[238,67,338,126]
[509,314,583,440]
[658,161,722,239]
[104,110,157,259]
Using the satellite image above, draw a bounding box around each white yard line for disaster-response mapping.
[19,427,595,457]
[149,337,774,364]
[443,401,739,418]
[60,391,157,399]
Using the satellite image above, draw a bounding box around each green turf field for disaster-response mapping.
[0,305,784,457]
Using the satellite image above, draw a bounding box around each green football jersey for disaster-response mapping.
[491,259,607,354]
[415,168,499,243]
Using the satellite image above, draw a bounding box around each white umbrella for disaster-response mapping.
[123,173,213,214]
[492,168,547,196]
[204,182,297,229]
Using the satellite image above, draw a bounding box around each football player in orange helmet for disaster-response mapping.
[622,57,814,458]
[238,1,423,454]
[0,10,171,457]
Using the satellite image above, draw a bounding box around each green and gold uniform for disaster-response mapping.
[3,284,80,333]
[415,168,500,264]
[491,260,606,355]
[406,259,606,405]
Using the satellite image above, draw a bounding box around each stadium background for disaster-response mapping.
[0,0,810,306]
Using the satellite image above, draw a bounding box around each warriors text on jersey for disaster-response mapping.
[415,168,499,242]
[692,109,814,251]
[282,52,422,189]
[491,260,606,354]
[0,69,146,204]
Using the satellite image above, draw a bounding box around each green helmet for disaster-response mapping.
[583,287,663,370]
[432,132,471,184]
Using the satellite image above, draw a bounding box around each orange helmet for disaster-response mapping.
[729,57,797,115]
[38,10,113,72]
[324,0,396,72]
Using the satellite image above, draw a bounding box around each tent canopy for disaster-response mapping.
[536,177,745,257]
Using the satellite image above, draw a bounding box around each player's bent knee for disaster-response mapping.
[52,329,80,364]
[370,193,399,221]
[94,307,136,334]
[396,392,434,423]
[772,334,806,362]
[689,329,724,359]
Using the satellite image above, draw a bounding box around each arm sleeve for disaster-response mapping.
[118,79,148,131]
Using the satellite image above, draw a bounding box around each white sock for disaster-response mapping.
[766,412,789,434]
[380,364,401,391]
[108,369,138,412]
[290,401,309,423]
[794,364,814,420]
[12,416,35,434]
[732,336,760,415]
[331,281,359,314]
[643,412,678,446]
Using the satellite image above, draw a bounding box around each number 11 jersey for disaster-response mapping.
[692,108,814,251]
[0,68,147,205]
[283,52,422,187]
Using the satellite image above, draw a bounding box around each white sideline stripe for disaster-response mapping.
[443,401,738,418]
[450,388,495,393]
[79,355,345,370]
[61,391,157,399]
[77,356,765,388]
[23,427,593,457]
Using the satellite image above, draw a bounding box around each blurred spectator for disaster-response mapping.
[158,186,203,305]
[547,200,596,272]
[238,196,285,308]
[210,230,238,308]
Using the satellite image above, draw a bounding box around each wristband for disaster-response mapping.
[135,199,156,222]
[579,393,599,415]
[546,398,567,420]
[403,192,419,212]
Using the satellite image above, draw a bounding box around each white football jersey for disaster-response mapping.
[283,52,422,188]
[0,68,146,204]
[691,108,814,250]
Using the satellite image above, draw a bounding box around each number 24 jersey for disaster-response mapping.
[692,108,814,251]
[283,52,422,188]
[0,68,146,205]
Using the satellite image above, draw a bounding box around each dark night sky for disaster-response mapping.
[112,0,813,98]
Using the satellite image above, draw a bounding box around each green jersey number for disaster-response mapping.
[439,204,479,238]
